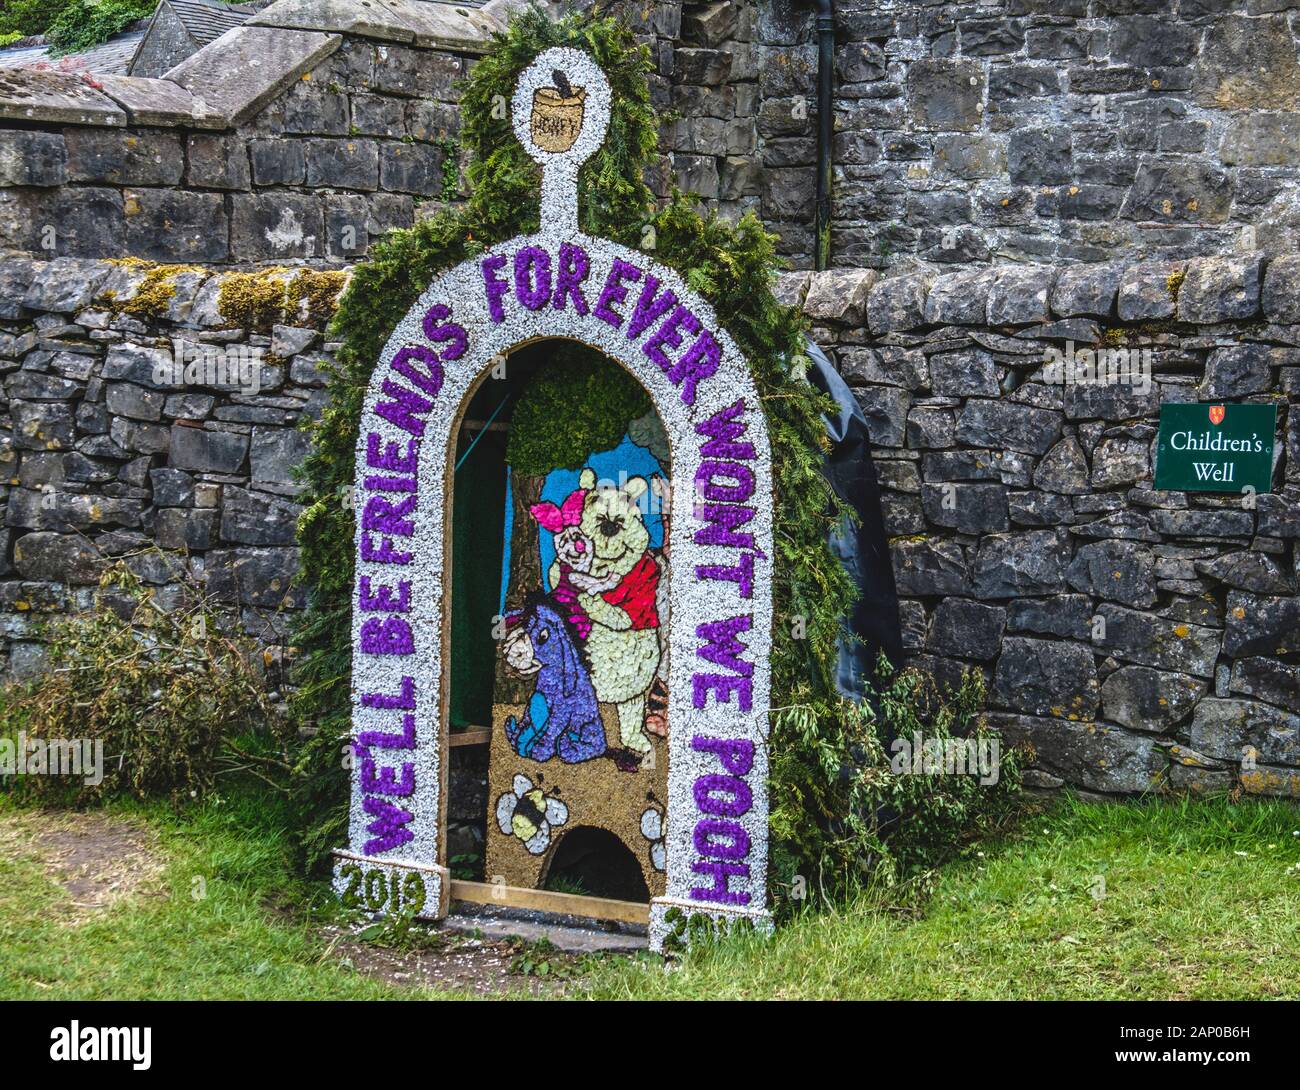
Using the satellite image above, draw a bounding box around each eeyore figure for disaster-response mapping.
[500,594,606,764]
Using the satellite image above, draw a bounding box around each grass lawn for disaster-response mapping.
[580,796,1300,1000]
[0,791,435,1000]
[2,790,1297,1000]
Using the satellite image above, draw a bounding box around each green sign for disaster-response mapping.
[1154,402,1276,493]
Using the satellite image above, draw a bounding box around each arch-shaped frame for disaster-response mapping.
[333,47,773,950]
[334,230,775,948]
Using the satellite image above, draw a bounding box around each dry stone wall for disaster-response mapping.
[666,0,1300,268]
[0,254,340,679]
[1,0,1298,799]
[2,248,1296,800]
[781,253,1300,797]
[0,10,498,263]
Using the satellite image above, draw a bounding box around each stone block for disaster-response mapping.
[926,598,1007,659]
[1093,603,1221,678]
[124,189,228,262]
[379,142,443,196]
[94,74,225,128]
[1199,345,1273,398]
[921,481,1010,533]
[230,192,323,260]
[853,386,910,447]
[988,713,1164,793]
[892,538,970,597]
[203,546,304,608]
[1117,261,1184,321]
[906,59,984,132]
[972,530,1068,597]
[1066,540,1157,608]
[219,485,301,546]
[250,426,312,493]
[168,425,249,474]
[12,531,103,583]
[955,399,1063,455]
[992,636,1099,719]
[804,268,878,325]
[250,139,306,185]
[64,129,182,186]
[304,137,379,190]
[1223,591,1300,657]
[1176,255,1262,323]
[866,273,931,334]
[0,130,66,187]
[186,134,252,190]
[1262,254,1300,323]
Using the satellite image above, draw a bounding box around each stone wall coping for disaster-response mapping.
[0,254,356,325]
[94,73,227,130]
[163,26,343,128]
[0,0,499,131]
[0,69,127,128]
[782,253,1300,334]
[248,0,503,52]
[0,253,1293,332]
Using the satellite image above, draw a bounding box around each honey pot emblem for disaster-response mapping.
[510,47,611,231]
[530,67,585,153]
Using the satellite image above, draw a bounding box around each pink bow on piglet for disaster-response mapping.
[529,488,586,533]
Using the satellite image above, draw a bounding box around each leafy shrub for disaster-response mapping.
[45,0,153,57]
[506,348,650,475]
[768,659,1023,914]
[0,559,279,806]
[0,0,75,37]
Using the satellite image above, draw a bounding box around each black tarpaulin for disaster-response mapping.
[806,337,903,698]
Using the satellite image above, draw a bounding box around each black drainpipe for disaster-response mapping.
[814,0,835,271]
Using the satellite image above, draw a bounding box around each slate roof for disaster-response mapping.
[0,29,146,76]
[167,0,263,46]
[0,0,265,76]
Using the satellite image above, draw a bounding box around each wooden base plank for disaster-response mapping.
[449,728,491,747]
[449,879,649,926]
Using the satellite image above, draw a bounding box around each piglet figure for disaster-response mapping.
[530,487,616,638]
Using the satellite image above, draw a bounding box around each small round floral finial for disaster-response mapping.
[510,46,612,233]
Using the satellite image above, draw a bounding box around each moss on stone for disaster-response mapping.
[286,269,348,328]
[97,260,204,320]
[1166,268,1186,303]
[217,268,292,331]
[121,275,177,319]
[121,265,200,320]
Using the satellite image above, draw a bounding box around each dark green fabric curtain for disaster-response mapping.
[449,428,508,729]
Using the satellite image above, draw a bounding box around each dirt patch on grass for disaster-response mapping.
[320,924,587,997]
[0,809,166,922]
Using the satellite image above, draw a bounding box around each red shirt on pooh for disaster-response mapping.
[601,553,659,629]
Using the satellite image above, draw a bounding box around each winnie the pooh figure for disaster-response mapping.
[541,467,661,764]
